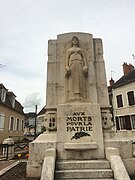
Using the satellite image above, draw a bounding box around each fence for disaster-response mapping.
[0,143,29,161]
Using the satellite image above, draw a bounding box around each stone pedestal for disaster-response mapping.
[57,103,104,159]
[27,132,57,177]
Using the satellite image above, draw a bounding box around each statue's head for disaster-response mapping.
[71,36,79,47]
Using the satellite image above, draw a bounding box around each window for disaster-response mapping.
[1,89,6,102]
[116,114,135,131]
[21,120,24,131]
[9,116,14,131]
[127,91,135,106]
[0,113,5,130]
[131,115,135,129]
[119,116,131,130]
[116,94,123,108]
[16,118,19,131]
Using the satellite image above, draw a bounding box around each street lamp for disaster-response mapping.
[34,105,37,140]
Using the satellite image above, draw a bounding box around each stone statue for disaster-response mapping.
[65,36,88,100]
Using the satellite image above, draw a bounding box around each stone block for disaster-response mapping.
[45,148,56,158]
[105,147,119,161]
[56,160,110,170]
[109,155,130,180]
[55,169,113,179]
[27,161,42,177]
[41,157,55,180]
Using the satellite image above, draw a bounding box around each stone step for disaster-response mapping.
[55,179,114,180]
[55,169,113,179]
[56,160,111,170]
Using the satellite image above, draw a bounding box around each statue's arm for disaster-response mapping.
[81,51,88,77]
[66,51,70,68]
[65,51,71,77]
[81,51,87,67]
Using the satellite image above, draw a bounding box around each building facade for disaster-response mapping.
[0,84,25,143]
[24,112,36,135]
[112,63,135,131]
[37,107,46,134]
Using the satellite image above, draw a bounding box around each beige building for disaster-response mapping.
[0,84,25,143]
[37,107,46,133]
[112,63,135,131]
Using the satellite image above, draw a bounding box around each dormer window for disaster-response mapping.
[0,113,5,130]
[1,89,6,102]
[0,84,7,103]
[7,92,16,108]
[10,96,15,108]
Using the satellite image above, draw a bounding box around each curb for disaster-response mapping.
[0,161,20,176]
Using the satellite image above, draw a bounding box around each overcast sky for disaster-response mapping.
[0,0,135,112]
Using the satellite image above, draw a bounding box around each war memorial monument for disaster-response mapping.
[27,32,134,179]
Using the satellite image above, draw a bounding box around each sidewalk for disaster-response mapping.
[0,160,40,180]
[0,159,27,176]
[0,160,17,171]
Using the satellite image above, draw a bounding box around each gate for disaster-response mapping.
[0,144,10,161]
[0,143,29,161]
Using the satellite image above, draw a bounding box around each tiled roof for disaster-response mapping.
[112,69,135,89]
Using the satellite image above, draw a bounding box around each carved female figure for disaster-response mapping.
[65,36,88,100]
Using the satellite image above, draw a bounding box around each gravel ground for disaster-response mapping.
[0,162,40,180]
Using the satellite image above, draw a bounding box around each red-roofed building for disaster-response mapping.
[111,63,135,132]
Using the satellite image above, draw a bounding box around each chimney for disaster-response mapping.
[129,63,134,71]
[123,62,134,76]
[109,78,115,87]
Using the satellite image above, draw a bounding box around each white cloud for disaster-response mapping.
[23,93,42,112]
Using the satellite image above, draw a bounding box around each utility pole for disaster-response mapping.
[34,105,37,140]
[111,70,114,79]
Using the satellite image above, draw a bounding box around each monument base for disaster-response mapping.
[57,103,105,159]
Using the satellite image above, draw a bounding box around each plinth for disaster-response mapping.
[57,103,104,160]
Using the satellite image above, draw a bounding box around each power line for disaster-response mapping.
[0,64,6,68]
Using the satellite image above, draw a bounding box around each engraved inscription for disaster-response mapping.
[66,111,92,132]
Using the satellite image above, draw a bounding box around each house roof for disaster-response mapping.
[0,83,24,114]
[7,91,16,97]
[38,107,46,116]
[0,84,8,91]
[112,69,135,89]
[25,112,36,118]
